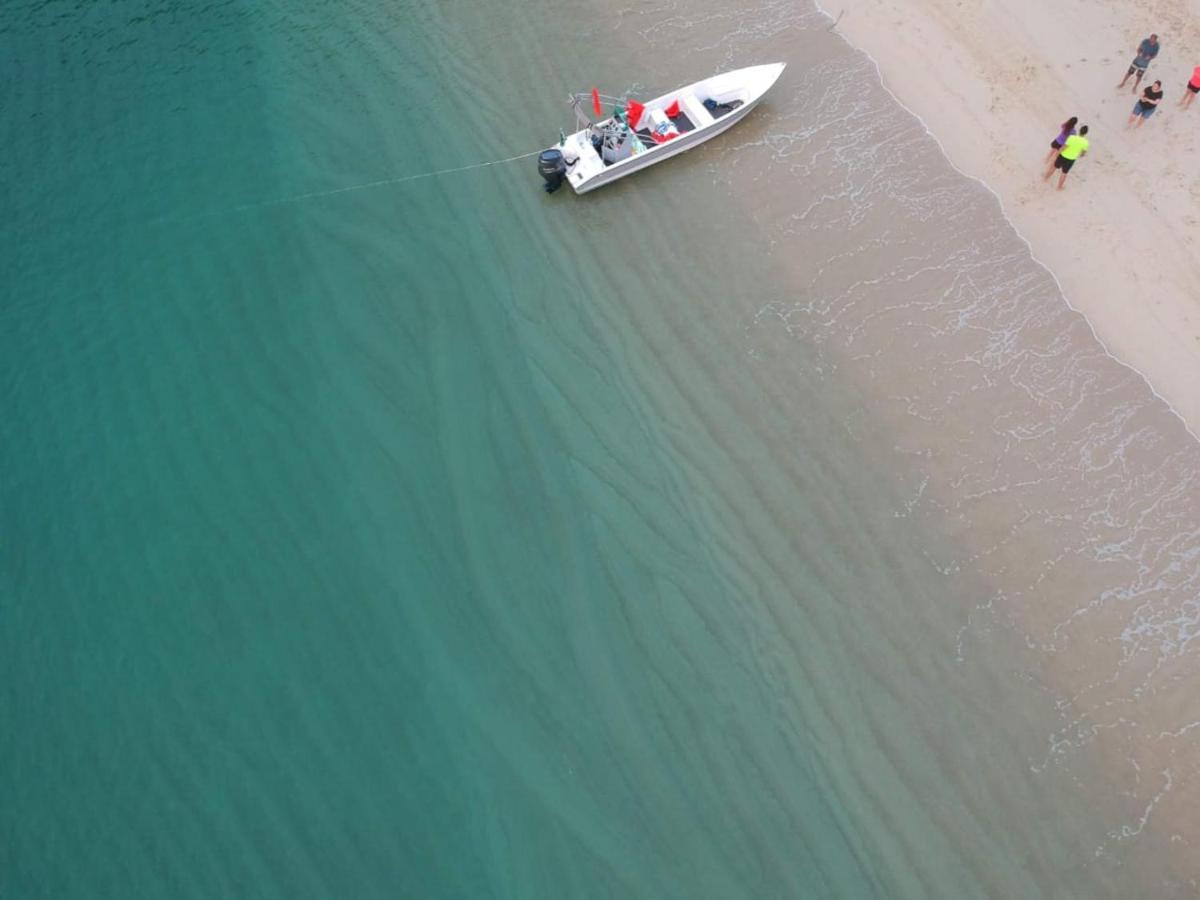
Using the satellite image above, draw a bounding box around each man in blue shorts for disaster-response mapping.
[1118,34,1160,92]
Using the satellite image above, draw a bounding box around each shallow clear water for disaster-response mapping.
[4,0,1199,896]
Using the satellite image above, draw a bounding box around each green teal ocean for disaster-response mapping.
[5,0,1200,896]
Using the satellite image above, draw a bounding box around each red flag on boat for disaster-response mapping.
[591,88,603,118]
[625,99,645,129]
[664,98,681,119]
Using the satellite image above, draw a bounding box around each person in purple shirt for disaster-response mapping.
[1044,116,1078,163]
[1118,34,1160,92]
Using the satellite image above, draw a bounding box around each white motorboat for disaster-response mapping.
[537,63,786,194]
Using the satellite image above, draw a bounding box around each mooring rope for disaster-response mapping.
[226,149,546,214]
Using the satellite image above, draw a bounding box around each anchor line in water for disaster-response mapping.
[224,149,545,214]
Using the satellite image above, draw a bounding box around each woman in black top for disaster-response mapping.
[1128,81,1164,128]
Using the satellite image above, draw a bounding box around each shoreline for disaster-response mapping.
[805,0,1200,884]
[813,0,1200,439]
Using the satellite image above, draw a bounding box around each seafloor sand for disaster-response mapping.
[825,0,1200,432]
[7,0,1199,894]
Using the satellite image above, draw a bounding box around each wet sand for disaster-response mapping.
[771,3,1200,884]
[824,0,1200,433]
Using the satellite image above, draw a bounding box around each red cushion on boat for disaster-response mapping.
[664,99,681,118]
[626,99,646,129]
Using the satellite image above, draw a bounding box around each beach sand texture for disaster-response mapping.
[824,0,1200,882]
[827,0,1200,432]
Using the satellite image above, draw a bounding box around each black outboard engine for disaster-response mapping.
[538,148,567,193]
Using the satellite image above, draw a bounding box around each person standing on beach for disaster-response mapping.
[1179,65,1200,110]
[1043,125,1088,190]
[1118,34,1160,92]
[1128,81,1164,127]
[1044,116,1078,163]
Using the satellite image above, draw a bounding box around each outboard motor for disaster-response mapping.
[538,148,567,193]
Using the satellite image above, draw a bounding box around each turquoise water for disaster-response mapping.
[4,0,1197,896]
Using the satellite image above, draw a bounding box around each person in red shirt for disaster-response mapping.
[1179,65,1200,110]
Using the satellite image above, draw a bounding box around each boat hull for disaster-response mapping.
[573,96,765,194]
[552,63,786,195]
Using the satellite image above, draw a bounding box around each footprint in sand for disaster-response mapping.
[1015,184,1043,206]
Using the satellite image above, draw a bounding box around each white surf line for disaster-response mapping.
[1157,720,1200,740]
[1104,767,1173,847]
[814,1,1200,445]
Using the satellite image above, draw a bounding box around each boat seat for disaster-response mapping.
[703,98,744,119]
[644,108,681,143]
[669,110,695,133]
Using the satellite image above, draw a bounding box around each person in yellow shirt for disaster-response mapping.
[1043,125,1089,190]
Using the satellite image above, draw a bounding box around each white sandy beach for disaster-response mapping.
[825,0,1200,433]
[819,0,1200,882]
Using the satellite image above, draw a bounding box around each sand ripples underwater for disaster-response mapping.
[4,0,1200,896]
